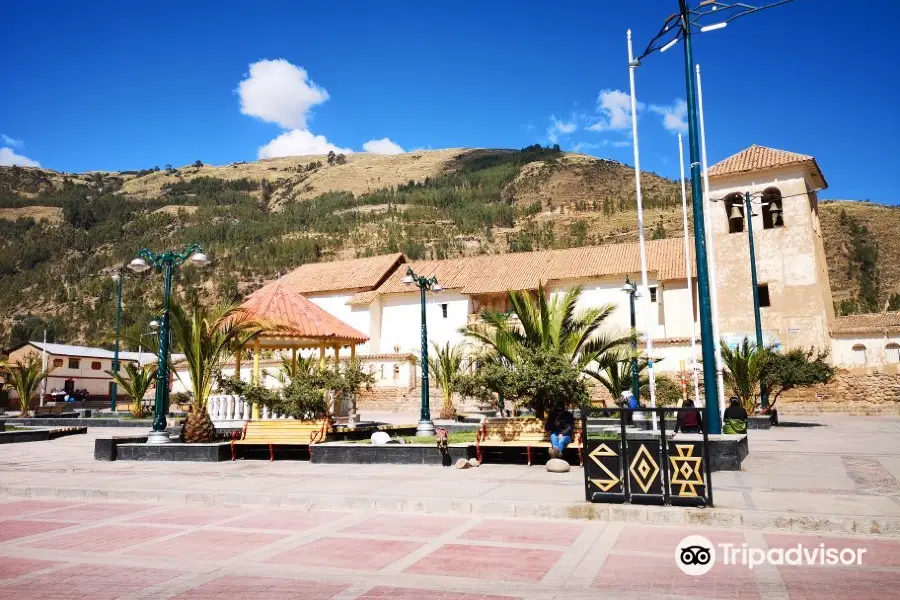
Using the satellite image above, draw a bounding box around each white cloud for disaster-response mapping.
[649,99,688,134]
[0,147,40,167]
[257,129,352,159]
[237,59,330,130]
[362,137,405,155]
[587,89,641,132]
[1,134,23,148]
[547,116,577,143]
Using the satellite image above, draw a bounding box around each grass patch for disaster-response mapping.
[341,431,478,445]
[4,425,32,432]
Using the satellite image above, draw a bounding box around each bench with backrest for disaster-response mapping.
[33,405,68,417]
[231,419,332,461]
[475,417,582,466]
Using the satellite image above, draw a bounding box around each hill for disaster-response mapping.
[0,146,892,347]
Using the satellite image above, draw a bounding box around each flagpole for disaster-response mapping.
[627,29,657,429]
[696,63,726,420]
[678,134,701,404]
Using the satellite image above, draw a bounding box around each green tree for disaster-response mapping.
[719,337,770,414]
[2,352,54,416]
[106,362,158,418]
[169,300,267,442]
[428,342,466,419]
[888,293,900,311]
[761,347,835,410]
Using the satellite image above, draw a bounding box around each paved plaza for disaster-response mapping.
[1,416,900,598]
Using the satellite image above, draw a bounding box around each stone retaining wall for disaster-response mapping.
[356,386,490,414]
[775,368,900,415]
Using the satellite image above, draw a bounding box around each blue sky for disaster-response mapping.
[3,1,898,203]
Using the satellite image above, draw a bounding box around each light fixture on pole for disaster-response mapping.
[137,319,161,366]
[629,0,796,433]
[128,244,210,444]
[402,266,441,437]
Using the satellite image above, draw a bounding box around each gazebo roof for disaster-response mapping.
[239,280,368,348]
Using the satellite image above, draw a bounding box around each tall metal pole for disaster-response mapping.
[695,63,727,421]
[148,262,173,444]
[678,134,701,404]
[627,29,657,425]
[679,0,721,433]
[417,282,435,436]
[39,330,48,407]
[744,191,769,409]
[111,268,123,412]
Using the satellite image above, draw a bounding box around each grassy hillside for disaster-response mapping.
[0,147,684,347]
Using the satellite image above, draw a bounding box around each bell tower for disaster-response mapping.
[706,145,835,351]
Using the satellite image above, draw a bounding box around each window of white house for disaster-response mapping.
[852,344,867,366]
[91,361,102,370]
[53,358,64,368]
[68,359,80,369]
[886,343,900,364]
[441,303,448,318]
[649,287,658,303]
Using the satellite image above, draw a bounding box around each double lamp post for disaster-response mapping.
[402,266,442,437]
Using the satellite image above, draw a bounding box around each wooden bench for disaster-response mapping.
[33,405,68,417]
[475,417,583,466]
[230,419,332,461]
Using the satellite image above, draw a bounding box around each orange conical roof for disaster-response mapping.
[240,280,368,344]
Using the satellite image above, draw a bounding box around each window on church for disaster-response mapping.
[725,193,745,234]
[852,344,867,366]
[757,284,771,307]
[886,343,900,364]
[649,287,658,303]
[441,303,448,318]
[761,187,785,230]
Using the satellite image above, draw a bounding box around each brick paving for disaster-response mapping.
[1,499,899,599]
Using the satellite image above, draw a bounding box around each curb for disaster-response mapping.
[2,484,898,538]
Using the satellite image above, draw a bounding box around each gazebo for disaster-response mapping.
[236,280,369,419]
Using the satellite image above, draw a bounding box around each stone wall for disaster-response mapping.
[355,387,492,415]
[775,368,900,415]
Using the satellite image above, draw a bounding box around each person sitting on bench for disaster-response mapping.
[723,396,749,434]
[544,402,574,459]
[674,398,704,434]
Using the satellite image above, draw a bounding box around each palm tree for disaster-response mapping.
[428,342,466,419]
[463,284,629,417]
[106,362,158,418]
[169,301,267,442]
[3,353,54,417]
[720,337,770,414]
[278,353,316,384]
[588,350,649,404]
[465,285,628,372]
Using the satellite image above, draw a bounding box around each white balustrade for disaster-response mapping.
[208,394,250,428]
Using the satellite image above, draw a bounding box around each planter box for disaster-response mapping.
[748,415,773,430]
[94,435,150,460]
[0,426,87,444]
[311,443,474,466]
[116,442,231,462]
[6,418,152,428]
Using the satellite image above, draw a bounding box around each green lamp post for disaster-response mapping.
[401,266,442,437]
[622,278,642,401]
[127,244,210,444]
[631,0,794,433]
[743,191,769,409]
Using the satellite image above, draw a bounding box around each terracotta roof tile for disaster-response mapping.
[350,238,694,304]
[240,281,368,343]
[279,253,404,294]
[833,311,900,334]
[708,145,823,182]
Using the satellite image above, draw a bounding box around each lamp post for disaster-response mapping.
[137,319,161,366]
[110,268,123,412]
[630,0,796,433]
[128,244,210,444]
[622,278,641,401]
[402,266,442,437]
[743,191,769,409]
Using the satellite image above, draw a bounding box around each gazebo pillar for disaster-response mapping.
[319,342,326,368]
[350,345,356,360]
[234,351,242,381]
[291,347,297,375]
[252,339,261,419]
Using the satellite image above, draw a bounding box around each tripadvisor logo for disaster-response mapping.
[676,535,867,574]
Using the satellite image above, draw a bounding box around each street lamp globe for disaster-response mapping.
[621,282,636,293]
[188,251,210,268]
[128,257,150,273]
[401,273,414,285]
[432,282,443,292]
[148,319,160,331]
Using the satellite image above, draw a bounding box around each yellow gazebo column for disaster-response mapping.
[251,340,261,419]
[234,350,242,381]
[319,342,326,369]
[350,345,356,360]
[291,347,297,375]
